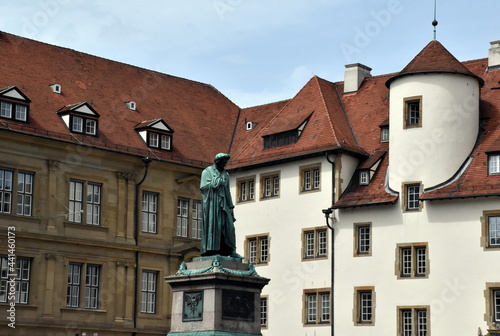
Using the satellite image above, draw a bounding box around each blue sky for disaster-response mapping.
[0,0,498,107]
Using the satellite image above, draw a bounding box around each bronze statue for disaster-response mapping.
[200,153,241,258]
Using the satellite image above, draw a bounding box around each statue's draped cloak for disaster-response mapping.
[200,164,236,256]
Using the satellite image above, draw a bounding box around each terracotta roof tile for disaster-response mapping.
[386,40,484,87]
[0,31,239,168]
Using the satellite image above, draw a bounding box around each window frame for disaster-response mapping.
[142,191,159,234]
[354,286,375,326]
[359,170,370,186]
[176,197,202,239]
[397,306,430,336]
[260,172,280,200]
[141,270,158,314]
[404,96,423,129]
[0,98,29,123]
[260,296,268,329]
[396,243,429,279]
[380,126,389,142]
[302,227,328,261]
[147,131,172,151]
[481,210,500,250]
[354,223,372,257]
[68,180,102,226]
[84,264,100,309]
[0,168,35,217]
[303,288,331,326]
[65,262,102,310]
[245,234,270,265]
[69,114,98,136]
[402,182,422,212]
[0,256,31,304]
[300,164,321,193]
[236,176,256,203]
[489,153,500,175]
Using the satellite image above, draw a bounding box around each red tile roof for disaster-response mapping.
[0,31,239,168]
[228,76,366,169]
[386,40,484,87]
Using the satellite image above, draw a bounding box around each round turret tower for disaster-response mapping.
[386,40,484,194]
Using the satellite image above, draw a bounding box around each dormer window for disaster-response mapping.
[50,84,62,94]
[380,126,389,142]
[148,132,171,150]
[57,102,100,136]
[359,170,370,185]
[263,119,309,150]
[126,101,137,111]
[0,86,30,123]
[489,153,500,175]
[135,118,174,151]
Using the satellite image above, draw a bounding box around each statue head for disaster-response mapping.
[214,153,230,171]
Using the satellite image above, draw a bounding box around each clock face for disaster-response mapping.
[182,290,204,322]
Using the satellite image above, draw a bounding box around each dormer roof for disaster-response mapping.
[386,40,485,87]
[134,118,174,133]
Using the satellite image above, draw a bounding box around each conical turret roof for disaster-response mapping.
[386,40,484,87]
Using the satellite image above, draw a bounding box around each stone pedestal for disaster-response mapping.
[165,256,270,336]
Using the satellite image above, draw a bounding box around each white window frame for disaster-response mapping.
[303,228,328,260]
[141,270,158,314]
[142,191,158,234]
[489,154,500,175]
[0,256,31,304]
[399,306,429,336]
[304,289,331,325]
[359,170,370,185]
[84,264,100,309]
[246,234,269,264]
[397,243,428,279]
[69,180,101,225]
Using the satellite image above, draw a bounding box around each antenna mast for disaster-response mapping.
[432,0,438,40]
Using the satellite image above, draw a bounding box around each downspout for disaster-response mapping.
[133,156,153,334]
[325,152,335,336]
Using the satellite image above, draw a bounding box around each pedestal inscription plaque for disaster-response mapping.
[222,289,254,322]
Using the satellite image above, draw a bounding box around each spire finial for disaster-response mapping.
[432,0,438,40]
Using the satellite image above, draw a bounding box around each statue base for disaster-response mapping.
[165,255,270,336]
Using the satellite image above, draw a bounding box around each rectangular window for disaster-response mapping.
[149,132,158,147]
[141,271,157,314]
[399,307,429,336]
[260,296,268,328]
[86,183,101,225]
[261,172,279,199]
[15,105,27,121]
[359,170,370,185]
[84,264,100,309]
[301,165,321,192]
[177,198,189,237]
[142,191,158,234]
[0,169,13,214]
[303,228,328,260]
[175,198,201,240]
[494,289,500,322]
[237,177,255,203]
[69,180,83,223]
[489,216,500,248]
[489,154,500,175]
[16,172,33,216]
[404,96,422,128]
[354,287,375,325]
[0,256,31,304]
[85,119,97,135]
[380,126,389,142]
[397,244,428,278]
[404,183,422,212]
[246,235,269,264]
[192,200,202,239]
[304,289,331,325]
[355,223,371,256]
[72,116,83,132]
[69,180,101,225]
[1,101,12,118]
[66,263,81,308]
[0,257,29,304]
[160,134,171,150]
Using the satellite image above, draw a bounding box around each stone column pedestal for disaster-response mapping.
[165,256,270,336]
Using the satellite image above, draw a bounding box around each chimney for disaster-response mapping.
[344,63,372,94]
[488,40,500,70]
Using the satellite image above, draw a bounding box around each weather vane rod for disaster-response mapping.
[432,0,438,40]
